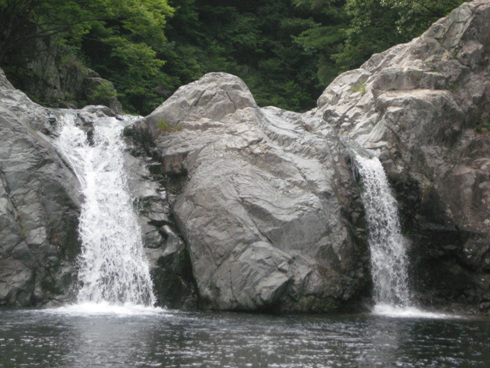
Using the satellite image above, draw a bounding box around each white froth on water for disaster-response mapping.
[372,304,460,319]
[44,302,166,317]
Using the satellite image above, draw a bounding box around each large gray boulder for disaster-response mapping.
[122,124,198,310]
[136,73,369,312]
[0,69,81,306]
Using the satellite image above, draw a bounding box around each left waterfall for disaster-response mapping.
[55,112,155,306]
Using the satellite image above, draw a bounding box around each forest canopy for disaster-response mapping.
[0,0,468,114]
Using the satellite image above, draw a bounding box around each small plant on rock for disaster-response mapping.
[350,82,367,95]
[475,116,490,134]
[157,119,182,133]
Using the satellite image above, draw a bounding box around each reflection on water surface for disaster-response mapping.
[0,308,489,367]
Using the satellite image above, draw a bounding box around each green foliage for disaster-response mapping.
[475,125,490,135]
[94,36,167,113]
[350,82,366,95]
[159,0,465,112]
[0,0,469,115]
[89,81,117,105]
[157,119,181,133]
[0,0,173,114]
[159,0,336,111]
[475,115,490,135]
[333,0,467,72]
[382,0,467,36]
[77,0,173,113]
[332,0,403,71]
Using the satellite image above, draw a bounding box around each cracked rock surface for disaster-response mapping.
[136,73,369,312]
[135,1,489,313]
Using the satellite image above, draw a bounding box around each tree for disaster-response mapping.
[0,0,173,114]
[292,0,347,85]
[161,0,325,111]
[0,0,468,114]
[79,0,173,113]
[333,0,467,72]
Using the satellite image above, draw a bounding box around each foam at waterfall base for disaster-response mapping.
[373,304,461,319]
[45,302,168,317]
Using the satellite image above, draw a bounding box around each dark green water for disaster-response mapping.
[0,307,489,368]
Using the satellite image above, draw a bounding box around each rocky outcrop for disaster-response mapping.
[310,0,490,312]
[136,0,489,313]
[3,37,122,112]
[0,69,196,308]
[136,73,370,312]
[122,123,198,309]
[0,69,81,306]
[59,105,198,310]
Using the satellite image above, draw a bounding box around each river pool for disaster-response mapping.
[0,305,488,367]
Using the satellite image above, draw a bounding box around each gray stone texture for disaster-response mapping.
[136,73,369,312]
[0,73,81,307]
[1,0,488,313]
[311,0,490,311]
[136,0,489,313]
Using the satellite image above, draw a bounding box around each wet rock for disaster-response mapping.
[1,0,488,314]
[123,128,198,309]
[311,0,490,312]
[0,78,81,307]
[132,1,489,314]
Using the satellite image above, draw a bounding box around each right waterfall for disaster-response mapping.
[354,153,412,310]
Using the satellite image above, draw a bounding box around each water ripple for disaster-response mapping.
[0,310,488,368]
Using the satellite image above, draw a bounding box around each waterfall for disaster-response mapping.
[55,112,156,306]
[354,154,411,309]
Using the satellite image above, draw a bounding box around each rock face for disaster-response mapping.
[0,69,81,306]
[3,36,122,112]
[52,105,197,310]
[136,73,369,312]
[122,123,198,309]
[0,72,196,308]
[136,0,489,313]
[311,0,490,311]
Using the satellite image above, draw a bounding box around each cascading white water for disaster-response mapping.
[55,112,155,306]
[354,154,411,309]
